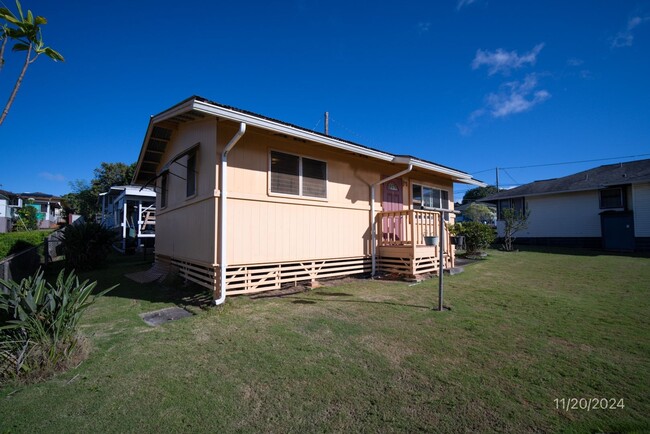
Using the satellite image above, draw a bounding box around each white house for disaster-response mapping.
[482,159,650,251]
[98,185,156,252]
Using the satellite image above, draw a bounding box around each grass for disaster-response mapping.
[1,249,649,433]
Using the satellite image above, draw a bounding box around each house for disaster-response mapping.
[481,159,650,251]
[0,190,64,232]
[16,192,65,229]
[0,190,15,233]
[98,185,156,252]
[132,96,484,302]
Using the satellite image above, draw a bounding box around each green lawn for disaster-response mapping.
[1,249,649,433]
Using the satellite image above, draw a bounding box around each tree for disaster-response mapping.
[501,207,530,252]
[13,202,38,231]
[64,162,136,218]
[462,185,499,204]
[91,162,136,194]
[0,1,64,126]
[463,202,496,224]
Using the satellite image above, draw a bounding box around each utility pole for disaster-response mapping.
[495,167,500,191]
[324,112,329,136]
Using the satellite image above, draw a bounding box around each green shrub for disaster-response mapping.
[14,205,39,231]
[61,222,116,270]
[0,269,116,380]
[457,221,495,254]
[0,231,51,260]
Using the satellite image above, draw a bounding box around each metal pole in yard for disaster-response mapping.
[438,211,445,311]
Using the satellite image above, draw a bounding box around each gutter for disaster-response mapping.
[370,157,414,276]
[215,122,247,306]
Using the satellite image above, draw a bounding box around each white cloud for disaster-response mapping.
[611,15,650,48]
[456,0,476,11]
[417,22,431,34]
[486,74,551,118]
[39,172,66,182]
[566,57,583,66]
[472,43,545,76]
[458,74,550,134]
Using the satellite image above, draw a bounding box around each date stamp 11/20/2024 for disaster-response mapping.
[554,398,625,412]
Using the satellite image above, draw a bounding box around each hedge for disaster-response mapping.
[0,231,52,260]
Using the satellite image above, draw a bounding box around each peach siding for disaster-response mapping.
[154,118,455,270]
[227,198,371,265]
[155,118,218,265]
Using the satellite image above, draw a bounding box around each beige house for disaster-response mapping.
[133,96,483,303]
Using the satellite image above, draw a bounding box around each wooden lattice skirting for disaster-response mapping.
[156,255,371,296]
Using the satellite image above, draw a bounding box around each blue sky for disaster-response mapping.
[1,0,649,201]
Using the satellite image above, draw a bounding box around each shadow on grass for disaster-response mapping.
[45,254,213,309]
[287,295,432,310]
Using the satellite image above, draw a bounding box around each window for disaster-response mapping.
[412,184,449,209]
[270,151,327,198]
[271,151,299,195]
[599,187,624,209]
[160,172,168,208]
[498,197,525,220]
[186,151,197,197]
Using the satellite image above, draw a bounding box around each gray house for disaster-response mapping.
[482,159,650,251]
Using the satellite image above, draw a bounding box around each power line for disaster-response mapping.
[472,152,650,174]
[501,169,519,185]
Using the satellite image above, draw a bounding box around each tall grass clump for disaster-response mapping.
[0,269,116,382]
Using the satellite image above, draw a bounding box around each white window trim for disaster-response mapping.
[411,182,449,210]
[185,150,198,200]
[599,187,624,210]
[268,149,328,201]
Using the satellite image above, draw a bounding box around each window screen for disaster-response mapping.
[271,151,300,195]
[302,158,327,198]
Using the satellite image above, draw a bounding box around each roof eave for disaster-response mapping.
[133,97,484,185]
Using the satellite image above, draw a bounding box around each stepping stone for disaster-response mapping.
[139,306,192,326]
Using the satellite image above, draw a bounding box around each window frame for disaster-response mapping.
[599,187,625,210]
[185,150,198,198]
[411,182,450,210]
[268,150,328,200]
[160,171,168,209]
[497,197,526,220]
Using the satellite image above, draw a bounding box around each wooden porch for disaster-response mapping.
[377,210,453,276]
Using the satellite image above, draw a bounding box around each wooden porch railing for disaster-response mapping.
[378,209,451,248]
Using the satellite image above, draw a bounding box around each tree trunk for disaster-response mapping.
[0,44,32,126]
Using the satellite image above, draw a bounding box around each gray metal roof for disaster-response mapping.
[481,158,650,201]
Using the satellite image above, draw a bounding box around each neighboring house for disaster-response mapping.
[0,190,15,233]
[16,192,65,229]
[481,159,650,251]
[0,190,64,231]
[98,185,156,252]
[132,96,483,301]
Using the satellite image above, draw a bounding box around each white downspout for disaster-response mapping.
[370,162,413,276]
[215,122,247,306]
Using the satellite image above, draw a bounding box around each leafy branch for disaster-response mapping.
[0,0,63,126]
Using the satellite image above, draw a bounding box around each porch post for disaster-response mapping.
[410,211,416,275]
[122,200,127,251]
